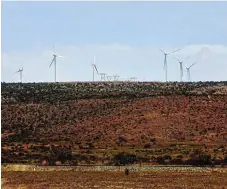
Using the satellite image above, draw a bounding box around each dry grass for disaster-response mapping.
[2,170,227,189]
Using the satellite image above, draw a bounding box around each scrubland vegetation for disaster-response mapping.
[1,81,227,166]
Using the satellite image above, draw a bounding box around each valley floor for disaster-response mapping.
[2,166,227,189]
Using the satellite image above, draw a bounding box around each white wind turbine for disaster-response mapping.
[49,45,64,83]
[15,67,23,83]
[91,55,99,81]
[159,48,181,82]
[172,56,190,82]
[186,62,196,82]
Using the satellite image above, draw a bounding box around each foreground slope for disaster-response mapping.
[1,82,227,165]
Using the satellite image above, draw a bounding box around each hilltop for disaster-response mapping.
[1,81,227,165]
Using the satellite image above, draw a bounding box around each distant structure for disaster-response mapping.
[129,77,137,82]
[49,45,64,83]
[11,44,208,83]
[91,55,99,81]
[186,62,196,82]
[15,67,23,83]
[106,76,113,81]
[159,48,181,82]
[99,73,107,81]
[113,75,120,81]
[91,60,110,82]
[172,56,190,82]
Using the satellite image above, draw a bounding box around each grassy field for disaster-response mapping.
[2,167,227,189]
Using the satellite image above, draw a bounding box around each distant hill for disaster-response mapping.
[1,81,227,165]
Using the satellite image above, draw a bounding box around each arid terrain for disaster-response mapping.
[1,82,227,165]
[2,166,227,189]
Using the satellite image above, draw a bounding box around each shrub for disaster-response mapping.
[48,147,72,165]
[144,144,152,148]
[156,156,165,164]
[112,152,137,166]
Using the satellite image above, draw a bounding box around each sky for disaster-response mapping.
[1,1,227,82]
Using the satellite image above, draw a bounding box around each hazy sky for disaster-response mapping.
[2,1,227,82]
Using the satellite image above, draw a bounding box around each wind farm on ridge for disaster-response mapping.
[14,45,200,84]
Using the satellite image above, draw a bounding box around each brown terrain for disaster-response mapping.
[2,169,227,189]
[1,82,227,165]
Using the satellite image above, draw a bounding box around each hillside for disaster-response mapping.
[1,81,227,165]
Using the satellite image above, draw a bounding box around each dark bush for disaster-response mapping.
[112,152,137,165]
[118,137,127,143]
[144,144,152,148]
[156,156,165,164]
[156,155,172,164]
[48,147,72,165]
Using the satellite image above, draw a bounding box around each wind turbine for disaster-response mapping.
[159,48,181,82]
[172,56,190,82]
[93,62,107,81]
[15,67,23,83]
[186,62,196,82]
[91,55,99,81]
[49,45,63,83]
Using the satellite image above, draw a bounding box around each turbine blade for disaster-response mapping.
[94,65,99,74]
[189,62,196,69]
[55,53,64,58]
[93,55,96,64]
[49,57,55,67]
[184,56,190,62]
[158,48,165,54]
[91,63,99,74]
[172,56,180,62]
[170,48,181,54]
[53,44,56,53]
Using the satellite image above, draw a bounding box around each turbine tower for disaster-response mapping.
[15,67,23,83]
[172,56,190,82]
[186,62,196,82]
[49,45,63,83]
[91,55,99,81]
[159,48,181,82]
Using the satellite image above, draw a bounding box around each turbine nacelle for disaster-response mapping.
[15,67,23,83]
[172,56,190,82]
[53,53,63,58]
[15,69,23,73]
